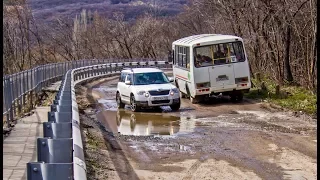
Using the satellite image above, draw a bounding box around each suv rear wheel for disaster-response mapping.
[130,95,140,112]
[116,92,125,109]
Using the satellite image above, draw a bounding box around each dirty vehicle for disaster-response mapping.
[169,34,251,104]
[116,68,181,112]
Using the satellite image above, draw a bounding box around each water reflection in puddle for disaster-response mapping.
[97,99,118,111]
[97,110,197,136]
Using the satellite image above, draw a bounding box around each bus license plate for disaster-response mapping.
[216,75,229,81]
[153,96,168,101]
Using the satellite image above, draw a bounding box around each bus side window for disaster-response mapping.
[179,46,183,67]
[186,47,190,69]
[175,46,179,65]
[233,42,245,62]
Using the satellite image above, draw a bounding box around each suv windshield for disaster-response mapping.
[133,72,170,85]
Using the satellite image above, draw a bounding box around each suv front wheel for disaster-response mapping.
[170,99,181,111]
[130,95,141,112]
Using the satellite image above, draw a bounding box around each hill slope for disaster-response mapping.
[28,0,187,22]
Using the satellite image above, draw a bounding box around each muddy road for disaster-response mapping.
[76,76,317,180]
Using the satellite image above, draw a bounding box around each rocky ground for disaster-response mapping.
[75,76,317,180]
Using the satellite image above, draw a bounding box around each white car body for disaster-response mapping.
[116,68,180,111]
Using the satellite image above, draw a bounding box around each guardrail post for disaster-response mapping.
[27,163,73,180]
[48,112,72,123]
[23,72,26,113]
[37,138,73,163]
[4,77,9,128]
[43,122,72,139]
[12,76,17,118]
[8,77,14,125]
[18,74,22,115]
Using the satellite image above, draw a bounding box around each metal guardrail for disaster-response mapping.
[2,58,168,129]
[26,60,171,180]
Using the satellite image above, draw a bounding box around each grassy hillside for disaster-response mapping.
[28,0,187,22]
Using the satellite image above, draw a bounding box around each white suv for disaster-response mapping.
[116,68,181,112]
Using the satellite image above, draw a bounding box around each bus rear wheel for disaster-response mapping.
[230,91,244,102]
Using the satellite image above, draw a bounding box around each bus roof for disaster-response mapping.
[172,34,242,46]
[122,68,163,73]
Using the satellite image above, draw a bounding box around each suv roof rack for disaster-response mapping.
[122,68,133,72]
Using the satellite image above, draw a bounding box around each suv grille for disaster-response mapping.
[151,100,170,104]
[149,90,170,96]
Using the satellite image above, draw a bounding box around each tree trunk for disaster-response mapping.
[284,26,294,83]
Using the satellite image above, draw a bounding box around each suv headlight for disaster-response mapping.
[137,90,146,95]
[170,88,179,96]
[171,88,179,93]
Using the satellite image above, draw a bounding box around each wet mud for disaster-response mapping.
[76,76,317,180]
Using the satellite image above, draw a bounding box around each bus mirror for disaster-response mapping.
[168,50,173,62]
[168,77,174,82]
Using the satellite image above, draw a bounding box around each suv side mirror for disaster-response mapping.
[125,80,131,85]
[168,77,174,82]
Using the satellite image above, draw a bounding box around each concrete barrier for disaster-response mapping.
[27,61,171,180]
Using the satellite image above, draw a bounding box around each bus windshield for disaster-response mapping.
[133,72,170,85]
[194,41,245,67]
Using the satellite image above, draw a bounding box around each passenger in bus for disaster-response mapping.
[195,54,202,67]
[214,49,224,59]
[202,55,212,63]
[196,54,213,66]
[223,47,231,63]
[226,47,237,62]
[214,48,227,65]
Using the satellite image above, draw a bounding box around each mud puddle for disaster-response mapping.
[79,76,317,180]
[96,110,201,136]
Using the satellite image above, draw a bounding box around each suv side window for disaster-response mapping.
[120,72,127,82]
[126,74,132,82]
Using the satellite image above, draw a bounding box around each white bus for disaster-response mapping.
[169,34,251,104]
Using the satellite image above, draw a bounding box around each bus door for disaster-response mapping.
[194,43,235,90]
[209,64,235,89]
[209,44,236,89]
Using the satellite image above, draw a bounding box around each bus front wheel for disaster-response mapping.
[190,96,200,104]
[180,91,187,98]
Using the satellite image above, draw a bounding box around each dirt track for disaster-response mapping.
[76,76,317,180]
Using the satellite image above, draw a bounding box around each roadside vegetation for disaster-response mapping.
[4,0,317,105]
[246,74,316,116]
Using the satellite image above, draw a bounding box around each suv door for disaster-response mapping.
[122,74,133,102]
[118,72,127,100]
